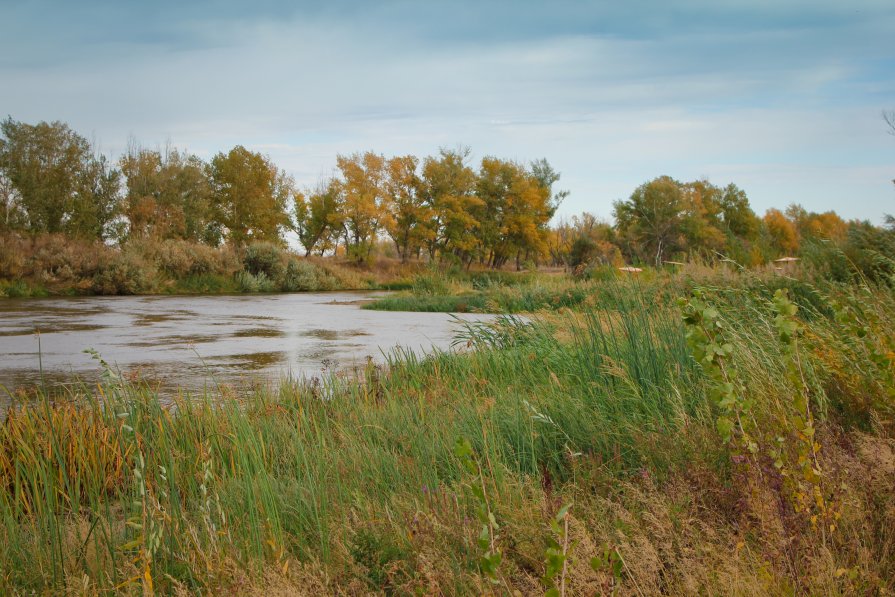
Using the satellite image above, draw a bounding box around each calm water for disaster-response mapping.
[0,292,494,397]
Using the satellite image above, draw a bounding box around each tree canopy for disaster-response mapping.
[1,117,887,274]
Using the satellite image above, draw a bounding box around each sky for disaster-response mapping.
[2,0,894,222]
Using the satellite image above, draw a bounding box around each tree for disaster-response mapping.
[0,118,122,240]
[208,146,292,246]
[718,183,760,240]
[566,213,620,269]
[475,157,553,269]
[763,208,799,255]
[529,158,568,218]
[0,171,21,232]
[382,155,428,262]
[419,147,480,262]
[679,180,726,256]
[294,178,340,256]
[67,153,121,242]
[334,151,387,261]
[120,145,216,243]
[614,176,684,266]
[785,204,847,243]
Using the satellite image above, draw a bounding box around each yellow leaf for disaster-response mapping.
[143,564,153,594]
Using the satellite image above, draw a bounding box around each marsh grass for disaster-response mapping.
[0,276,893,594]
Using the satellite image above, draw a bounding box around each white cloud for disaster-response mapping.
[1,2,893,222]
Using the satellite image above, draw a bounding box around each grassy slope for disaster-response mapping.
[0,276,893,594]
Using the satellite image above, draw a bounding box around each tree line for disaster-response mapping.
[1,117,891,272]
[0,118,562,268]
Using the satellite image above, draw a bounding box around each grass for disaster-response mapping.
[0,275,893,594]
[364,270,597,313]
[0,279,49,298]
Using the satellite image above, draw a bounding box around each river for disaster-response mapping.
[0,292,495,398]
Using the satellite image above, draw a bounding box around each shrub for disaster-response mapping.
[92,251,155,295]
[234,270,276,293]
[280,259,317,291]
[0,233,27,279]
[25,233,107,282]
[146,239,238,278]
[242,241,285,280]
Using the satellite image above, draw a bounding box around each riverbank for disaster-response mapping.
[0,234,424,299]
[1,274,892,594]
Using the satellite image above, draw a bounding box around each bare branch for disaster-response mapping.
[884,109,895,136]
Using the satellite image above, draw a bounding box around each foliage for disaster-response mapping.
[0,118,121,241]
[614,176,685,266]
[454,437,503,584]
[120,145,218,244]
[0,275,894,593]
[293,180,340,257]
[3,117,895,294]
[92,251,155,295]
[208,146,293,246]
[242,241,286,280]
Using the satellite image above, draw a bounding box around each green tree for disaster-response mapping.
[679,180,726,256]
[0,172,21,231]
[714,183,762,264]
[208,146,292,246]
[529,158,568,218]
[613,176,684,266]
[0,118,121,240]
[294,179,340,256]
[718,183,760,240]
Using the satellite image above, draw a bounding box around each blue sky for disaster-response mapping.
[2,0,893,222]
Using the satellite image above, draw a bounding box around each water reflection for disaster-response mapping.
[0,292,495,400]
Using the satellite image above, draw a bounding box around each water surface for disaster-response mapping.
[0,292,494,397]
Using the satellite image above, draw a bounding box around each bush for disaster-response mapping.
[25,233,107,282]
[234,270,276,293]
[149,239,237,278]
[92,251,155,295]
[0,233,27,279]
[242,242,285,280]
[280,259,319,291]
[280,258,341,292]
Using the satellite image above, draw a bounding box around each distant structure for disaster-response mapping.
[773,256,800,272]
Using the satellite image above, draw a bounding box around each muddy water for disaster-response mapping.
[0,292,495,398]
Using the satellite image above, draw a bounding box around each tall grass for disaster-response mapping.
[0,277,893,593]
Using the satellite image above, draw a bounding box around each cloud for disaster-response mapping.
[1,0,893,221]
